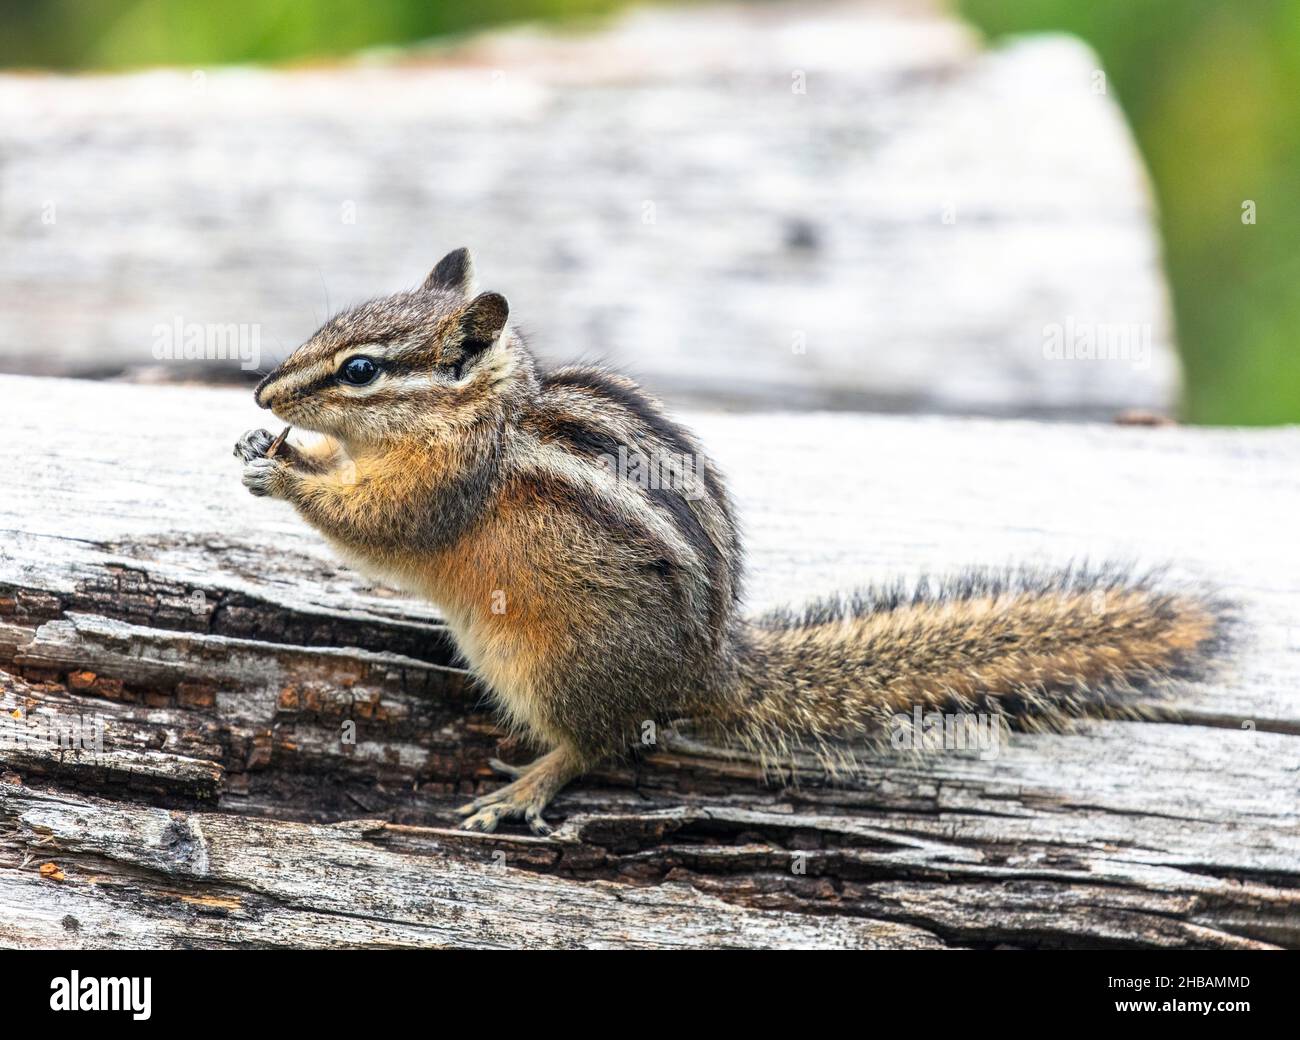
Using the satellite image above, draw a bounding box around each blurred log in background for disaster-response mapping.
[0,0,1178,418]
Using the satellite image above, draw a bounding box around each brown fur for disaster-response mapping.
[718,581,1223,773]
[236,249,1231,834]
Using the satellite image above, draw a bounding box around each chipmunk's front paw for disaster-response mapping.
[241,457,283,498]
[234,428,275,462]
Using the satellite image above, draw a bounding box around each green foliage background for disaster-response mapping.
[960,0,1299,425]
[2,0,1295,424]
[0,1,627,68]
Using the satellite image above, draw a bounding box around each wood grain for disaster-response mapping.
[1,374,1296,948]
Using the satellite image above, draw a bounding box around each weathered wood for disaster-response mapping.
[1,784,947,950]
[0,0,1178,418]
[1,375,1297,949]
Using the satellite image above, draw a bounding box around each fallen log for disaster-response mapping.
[1,374,1297,948]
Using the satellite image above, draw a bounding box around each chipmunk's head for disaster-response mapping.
[254,248,533,445]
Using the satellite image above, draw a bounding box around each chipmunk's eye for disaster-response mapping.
[339,356,379,386]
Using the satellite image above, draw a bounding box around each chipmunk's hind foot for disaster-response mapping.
[457,747,582,836]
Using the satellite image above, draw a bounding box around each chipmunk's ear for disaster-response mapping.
[423,247,474,296]
[446,292,509,377]
[459,292,509,350]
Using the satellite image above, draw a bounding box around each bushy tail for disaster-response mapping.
[704,566,1230,771]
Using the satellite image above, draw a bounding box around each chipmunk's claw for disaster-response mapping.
[459,803,554,837]
[525,807,555,836]
[241,457,280,497]
[234,428,275,462]
[459,803,508,833]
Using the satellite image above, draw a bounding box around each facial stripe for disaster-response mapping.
[258,364,335,407]
[257,345,332,396]
[329,338,428,371]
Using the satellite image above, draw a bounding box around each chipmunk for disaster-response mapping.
[235,248,1228,835]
